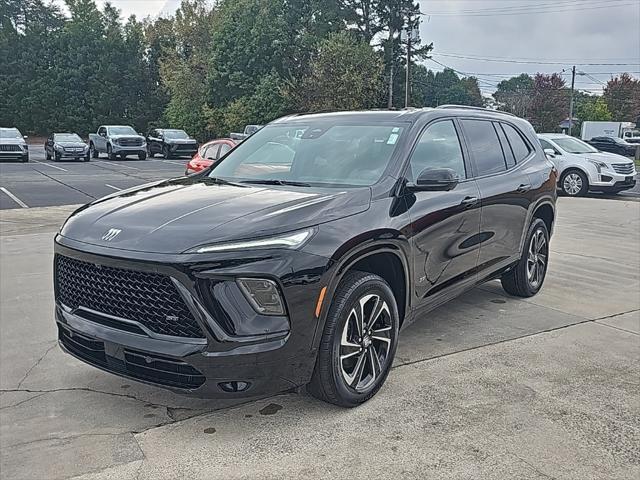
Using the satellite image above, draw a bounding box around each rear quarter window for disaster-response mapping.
[502,123,531,162]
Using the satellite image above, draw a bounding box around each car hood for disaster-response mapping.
[60,177,371,254]
[0,138,26,146]
[582,151,633,165]
[110,134,145,140]
[57,141,87,148]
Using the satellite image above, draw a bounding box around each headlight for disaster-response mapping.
[237,278,285,315]
[54,143,62,151]
[112,138,119,145]
[588,159,607,172]
[185,228,314,254]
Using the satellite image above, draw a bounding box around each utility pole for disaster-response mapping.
[405,17,411,108]
[568,65,576,136]
[387,27,394,109]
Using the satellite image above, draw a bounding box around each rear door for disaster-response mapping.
[406,119,481,305]
[459,119,534,279]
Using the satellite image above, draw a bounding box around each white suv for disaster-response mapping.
[538,133,636,196]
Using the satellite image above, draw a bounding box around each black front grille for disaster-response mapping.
[612,163,634,175]
[58,325,205,389]
[119,138,143,146]
[175,144,196,151]
[55,255,205,338]
[0,144,22,151]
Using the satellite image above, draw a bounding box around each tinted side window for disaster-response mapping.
[204,145,220,160]
[408,120,466,181]
[460,119,506,176]
[502,124,531,162]
[494,122,515,168]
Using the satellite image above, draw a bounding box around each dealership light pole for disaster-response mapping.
[568,65,576,136]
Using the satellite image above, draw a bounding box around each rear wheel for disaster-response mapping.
[308,271,399,407]
[560,169,588,197]
[501,218,549,297]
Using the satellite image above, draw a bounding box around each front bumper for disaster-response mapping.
[0,149,28,160]
[53,237,329,398]
[111,143,146,154]
[57,149,89,158]
[169,144,198,157]
[590,166,637,191]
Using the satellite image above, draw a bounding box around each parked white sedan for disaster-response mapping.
[538,133,636,196]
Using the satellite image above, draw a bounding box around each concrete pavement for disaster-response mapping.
[0,197,638,479]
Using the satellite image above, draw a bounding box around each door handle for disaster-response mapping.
[460,196,478,209]
[517,183,532,193]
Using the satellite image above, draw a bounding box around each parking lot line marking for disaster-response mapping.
[161,160,186,166]
[0,187,28,208]
[97,160,140,171]
[32,160,68,172]
[104,184,122,191]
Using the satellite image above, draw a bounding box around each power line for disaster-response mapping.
[423,0,625,14]
[422,0,638,16]
[431,53,640,66]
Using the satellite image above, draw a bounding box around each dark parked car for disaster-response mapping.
[587,136,637,157]
[54,106,556,407]
[45,133,90,162]
[147,128,198,159]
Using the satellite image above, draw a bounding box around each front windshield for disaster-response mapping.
[0,128,22,139]
[54,133,82,142]
[209,122,406,187]
[164,130,189,139]
[553,137,598,154]
[109,126,137,135]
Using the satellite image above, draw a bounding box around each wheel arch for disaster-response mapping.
[312,240,411,351]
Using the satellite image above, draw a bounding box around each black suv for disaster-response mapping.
[54,107,556,407]
[587,136,637,157]
[146,128,198,159]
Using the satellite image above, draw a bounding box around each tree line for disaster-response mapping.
[1,0,638,140]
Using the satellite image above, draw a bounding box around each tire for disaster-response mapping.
[54,151,61,162]
[501,218,549,298]
[162,145,171,159]
[21,154,29,163]
[560,169,588,197]
[84,153,90,162]
[308,271,399,407]
[45,150,51,160]
[107,144,116,161]
[90,143,98,158]
[138,151,147,161]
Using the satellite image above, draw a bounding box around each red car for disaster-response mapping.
[185,138,238,175]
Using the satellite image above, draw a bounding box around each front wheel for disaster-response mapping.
[308,271,399,407]
[560,169,588,197]
[501,218,549,297]
[138,151,147,160]
[45,150,51,160]
[107,144,116,161]
[90,143,98,158]
[162,145,171,159]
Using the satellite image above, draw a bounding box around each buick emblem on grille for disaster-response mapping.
[101,228,122,241]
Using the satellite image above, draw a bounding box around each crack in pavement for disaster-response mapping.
[16,342,57,389]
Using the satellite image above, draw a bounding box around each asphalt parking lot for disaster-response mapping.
[0,196,638,479]
[0,145,188,210]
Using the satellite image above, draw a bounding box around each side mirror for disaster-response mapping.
[409,168,459,192]
[23,135,28,140]
[99,132,106,137]
[543,148,556,158]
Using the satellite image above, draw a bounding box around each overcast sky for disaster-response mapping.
[99,0,640,94]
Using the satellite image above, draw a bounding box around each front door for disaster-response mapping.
[405,119,482,305]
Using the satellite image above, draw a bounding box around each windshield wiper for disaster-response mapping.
[241,179,311,187]
[202,176,246,187]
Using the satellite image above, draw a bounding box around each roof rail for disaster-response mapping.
[435,105,518,117]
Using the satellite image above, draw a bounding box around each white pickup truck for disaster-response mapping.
[88,125,147,160]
